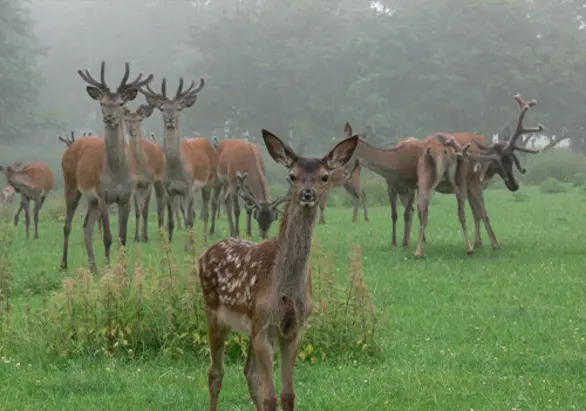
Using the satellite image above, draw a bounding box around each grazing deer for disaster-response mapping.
[199,129,359,411]
[349,123,426,247]
[236,172,289,239]
[60,61,153,273]
[212,138,284,238]
[122,104,166,242]
[0,161,54,239]
[414,93,543,258]
[1,185,16,212]
[138,77,218,245]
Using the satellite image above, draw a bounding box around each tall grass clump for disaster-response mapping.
[524,149,586,184]
[4,227,379,364]
[539,177,567,194]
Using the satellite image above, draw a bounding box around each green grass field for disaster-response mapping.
[0,185,585,411]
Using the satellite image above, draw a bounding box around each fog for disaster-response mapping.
[1,0,585,175]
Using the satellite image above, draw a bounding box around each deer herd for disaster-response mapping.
[0,61,544,411]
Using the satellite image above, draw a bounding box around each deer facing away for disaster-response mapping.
[198,129,359,411]
[0,161,54,239]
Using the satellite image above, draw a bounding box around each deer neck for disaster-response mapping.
[104,123,130,173]
[162,120,184,169]
[355,141,403,179]
[128,130,150,179]
[273,200,317,301]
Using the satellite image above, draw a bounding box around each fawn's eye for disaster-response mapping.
[320,174,329,183]
[288,173,297,182]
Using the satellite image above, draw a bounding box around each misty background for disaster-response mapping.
[0,0,584,188]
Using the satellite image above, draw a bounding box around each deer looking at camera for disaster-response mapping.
[0,161,54,239]
[138,76,218,245]
[1,185,16,213]
[212,138,286,238]
[199,129,359,411]
[122,104,166,242]
[60,61,153,273]
[414,93,543,258]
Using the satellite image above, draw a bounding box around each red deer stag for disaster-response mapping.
[1,185,16,213]
[199,129,359,411]
[138,77,218,245]
[122,104,166,242]
[148,132,188,229]
[414,93,543,258]
[60,61,153,273]
[348,123,426,247]
[212,138,285,238]
[0,161,54,239]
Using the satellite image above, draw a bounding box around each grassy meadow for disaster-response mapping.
[0,178,585,411]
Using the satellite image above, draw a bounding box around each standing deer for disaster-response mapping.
[60,61,153,273]
[0,161,54,239]
[148,131,188,229]
[348,123,426,247]
[138,77,218,245]
[1,185,16,213]
[199,129,359,411]
[122,104,166,242]
[212,138,285,238]
[413,93,543,258]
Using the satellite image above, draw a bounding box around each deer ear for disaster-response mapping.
[323,135,359,170]
[344,122,353,139]
[138,104,154,119]
[120,88,138,102]
[86,86,103,101]
[500,126,511,141]
[181,94,198,109]
[262,129,298,168]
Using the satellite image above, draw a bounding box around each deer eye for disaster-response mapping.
[288,173,297,182]
[320,174,329,183]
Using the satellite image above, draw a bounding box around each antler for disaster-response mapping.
[149,132,157,142]
[504,93,544,153]
[77,61,153,92]
[235,172,261,209]
[58,131,76,147]
[140,77,205,101]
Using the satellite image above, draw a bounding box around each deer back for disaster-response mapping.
[222,140,270,201]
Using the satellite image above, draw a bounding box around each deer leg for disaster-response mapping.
[400,190,415,248]
[470,189,500,250]
[33,198,41,239]
[22,198,31,240]
[117,199,131,247]
[244,343,262,409]
[142,188,152,243]
[224,187,236,237]
[467,194,483,248]
[166,195,175,242]
[245,206,253,237]
[414,181,433,259]
[60,189,81,270]
[318,193,327,225]
[13,199,24,226]
[154,181,165,230]
[84,199,101,274]
[361,188,369,222]
[209,184,221,235]
[279,335,301,411]
[201,186,211,243]
[252,333,277,411]
[454,189,474,256]
[387,184,398,247]
[207,321,229,411]
[233,188,242,238]
[99,202,113,267]
[183,192,197,251]
[133,194,141,243]
[343,182,360,223]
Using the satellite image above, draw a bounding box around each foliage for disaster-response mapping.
[570,172,586,187]
[524,150,586,184]
[539,177,567,194]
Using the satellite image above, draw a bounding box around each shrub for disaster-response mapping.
[1,226,380,364]
[539,177,567,194]
[511,192,530,202]
[524,149,586,184]
[570,173,586,187]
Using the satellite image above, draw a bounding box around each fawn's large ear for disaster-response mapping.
[344,122,353,139]
[262,129,298,168]
[137,104,154,119]
[323,135,359,170]
[86,86,103,101]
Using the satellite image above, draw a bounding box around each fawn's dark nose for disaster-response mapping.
[300,189,315,204]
